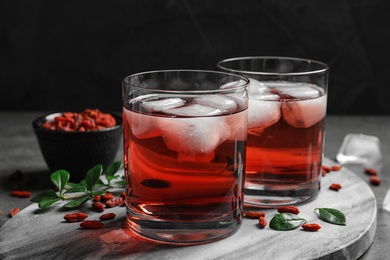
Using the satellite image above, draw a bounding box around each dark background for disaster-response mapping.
[1,0,389,114]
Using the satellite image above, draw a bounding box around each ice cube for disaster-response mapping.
[226,110,248,140]
[123,109,160,139]
[157,117,231,155]
[220,79,247,89]
[272,82,321,99]
[222,77,268,95]
[282,94,327,128]
[250,93,280,101]
[219,80,249,109]
[383,188,390,212]
[193,95,237,113]
[163,103,223,116]
[248,100,281,130]
[141,98,185,112]
[248,78,268,94]
[248,78,280,100]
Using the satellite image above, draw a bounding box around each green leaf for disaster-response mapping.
[78,179,87,186]
[105,161,122,185]
[85,164,103,192]
[64,182,78,190]
[316,208,346,225]
[31,190,61,208]
[50,170,70,193]
[92,190,107,196]
[95,179,105,186]
[39,197,61,208]
[31,190,59,202]
[269,213,307,231]
[65,186,87,193]
[111,180,126,187]
[63,196,90,208]
[106,161,122,178]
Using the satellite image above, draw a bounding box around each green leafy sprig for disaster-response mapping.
[31,161,124,209]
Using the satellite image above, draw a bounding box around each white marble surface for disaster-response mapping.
[0,158,376,260]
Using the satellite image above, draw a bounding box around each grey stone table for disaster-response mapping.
[0,112,389,259]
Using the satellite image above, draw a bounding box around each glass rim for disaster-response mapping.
[217,56,329,76]
[122,69,250,94]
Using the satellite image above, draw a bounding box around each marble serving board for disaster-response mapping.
[0,158,377,260]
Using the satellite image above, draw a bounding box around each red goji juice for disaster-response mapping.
[244,81,327,206]
[123,95,247,244]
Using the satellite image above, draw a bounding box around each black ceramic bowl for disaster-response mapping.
[32,112,122,182]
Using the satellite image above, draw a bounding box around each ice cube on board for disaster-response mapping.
[383,189,390,212]
[141,98,185,112]
[193,95,237,113]
[157,117,231,155]
[337,133,382,168]
[248,100,281,129]
[123,109,160,139]
[163,103,223,116]
[282,94,327,128]
[272,82,321,99]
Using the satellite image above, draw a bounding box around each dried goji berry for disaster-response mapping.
[302,223,321,231]
[329,183,342,191]
[9,208,20,217]
[10,190,31,198]
[277,206,300,215]
[99,213,116,221]
[104,197,123,208]
[258,216,267,228]
[331,165,342,171]
[120,192,126,199]
[63,212,88,222]
[101,192,115,201]
[322,168,327,177]
[93,195,101,202]
[322,165,332,173]
[365,168,378,176]
[92,202,105,212]
[80,220,104,229]
[244,211,266,219]
[370,176,381,186]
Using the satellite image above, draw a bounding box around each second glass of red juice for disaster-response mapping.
[218,57,328,207]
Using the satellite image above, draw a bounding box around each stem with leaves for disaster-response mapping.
[31,161,125,209]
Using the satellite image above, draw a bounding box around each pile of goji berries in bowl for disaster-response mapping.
[32,109,122,182]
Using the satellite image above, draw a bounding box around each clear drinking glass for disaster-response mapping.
[122,70,249,244]
[217,57,328,207]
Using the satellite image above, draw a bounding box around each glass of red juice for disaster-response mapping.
[122,70,249,245]
[217,57,328,207]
